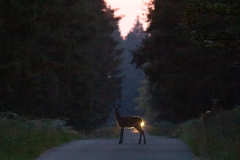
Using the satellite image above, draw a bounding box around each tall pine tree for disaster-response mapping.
[120,17,145,115]
[0,0,123,131]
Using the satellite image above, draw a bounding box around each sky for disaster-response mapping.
[105,0,149,38]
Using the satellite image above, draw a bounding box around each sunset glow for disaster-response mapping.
[105,0,149,38]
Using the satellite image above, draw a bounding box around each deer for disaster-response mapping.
[202,99,220,127]
[113,105,146,144]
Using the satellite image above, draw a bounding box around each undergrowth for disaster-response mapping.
[0,116,82,160]
[0,113,117,160]
[146,121,176,137]
[179,107,240,159]
[147,106,240,159]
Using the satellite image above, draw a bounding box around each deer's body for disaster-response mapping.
[203,111,215,126]
[116,116,142,127]
[203,99,219,126]
[113,105,146,144]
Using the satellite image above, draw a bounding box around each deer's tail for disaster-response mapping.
[137,117,143,124]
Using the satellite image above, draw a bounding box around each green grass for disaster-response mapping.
[0,118,82,160]
[179,107,240,159]
[0,116,120,160]
[147,107,240,159]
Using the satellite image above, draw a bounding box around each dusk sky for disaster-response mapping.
[105,0,149,38]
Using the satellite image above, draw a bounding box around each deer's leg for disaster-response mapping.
[121,127,124,143]
[135,125,146,144]
[119,127,124,144]
[139,132,142,144]
[134,126,143,144]
[142,129,146,144]
[118,130,122,144]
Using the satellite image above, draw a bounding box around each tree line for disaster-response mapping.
[0,0,123,131]
[132,0,240,123]
[120,16,145,116]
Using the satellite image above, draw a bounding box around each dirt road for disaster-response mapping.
[36,129,194,160]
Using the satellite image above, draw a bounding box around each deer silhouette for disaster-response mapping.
[203,99,220,126]
[113,105,146,144]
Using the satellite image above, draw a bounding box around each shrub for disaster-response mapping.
[0,113,82,160]
[146,121,177,137]
[179,106,240,159]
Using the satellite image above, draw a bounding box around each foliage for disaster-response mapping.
[0,0,123,131]
[182,0,240,52]
[132,0,240,123]
[146,107,240,159]
[0,115,81,160]
[0,112,121,160]
[120,17,145,115]
[135,80,167,122]
[146,121,176,137]
[179,106,240,159]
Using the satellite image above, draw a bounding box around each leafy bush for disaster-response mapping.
[146,121,177,137]
[179,106,240,159]
[0,112,122,160]
[0,114,82,160]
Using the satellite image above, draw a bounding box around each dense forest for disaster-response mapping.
[132,0,240,123]
[0,0,123,131]
[1,0,239,130]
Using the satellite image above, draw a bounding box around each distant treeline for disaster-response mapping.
[0,0,123,131]
[120,17,145,116]
[132,0,240,123]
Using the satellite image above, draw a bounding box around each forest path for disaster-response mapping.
[36,129,194,160]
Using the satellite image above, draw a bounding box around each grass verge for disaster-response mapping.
[0,118,82,160]
[146,106,240,159]
[178,107,240,160]
[0,115,120,160]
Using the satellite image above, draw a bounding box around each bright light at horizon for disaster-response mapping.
[105,0,149,38]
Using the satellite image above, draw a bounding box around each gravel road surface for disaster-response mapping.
[36,129,194,160]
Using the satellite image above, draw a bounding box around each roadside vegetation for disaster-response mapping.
[133,1,240,159]
[0,113,81,160]
[147,106,240,160]
[87,123,119,139]
[146,121,176,137]
[179,106,240,160]
[0,0,123,132]
[0,112,118,160]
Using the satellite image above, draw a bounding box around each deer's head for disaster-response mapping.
[113,105,121,110]
[113,105,121,115]
[211,99,219,106]
[210,98,219,111]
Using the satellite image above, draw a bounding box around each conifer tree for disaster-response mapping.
[121,17,145,115]
[0,0,123,131]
